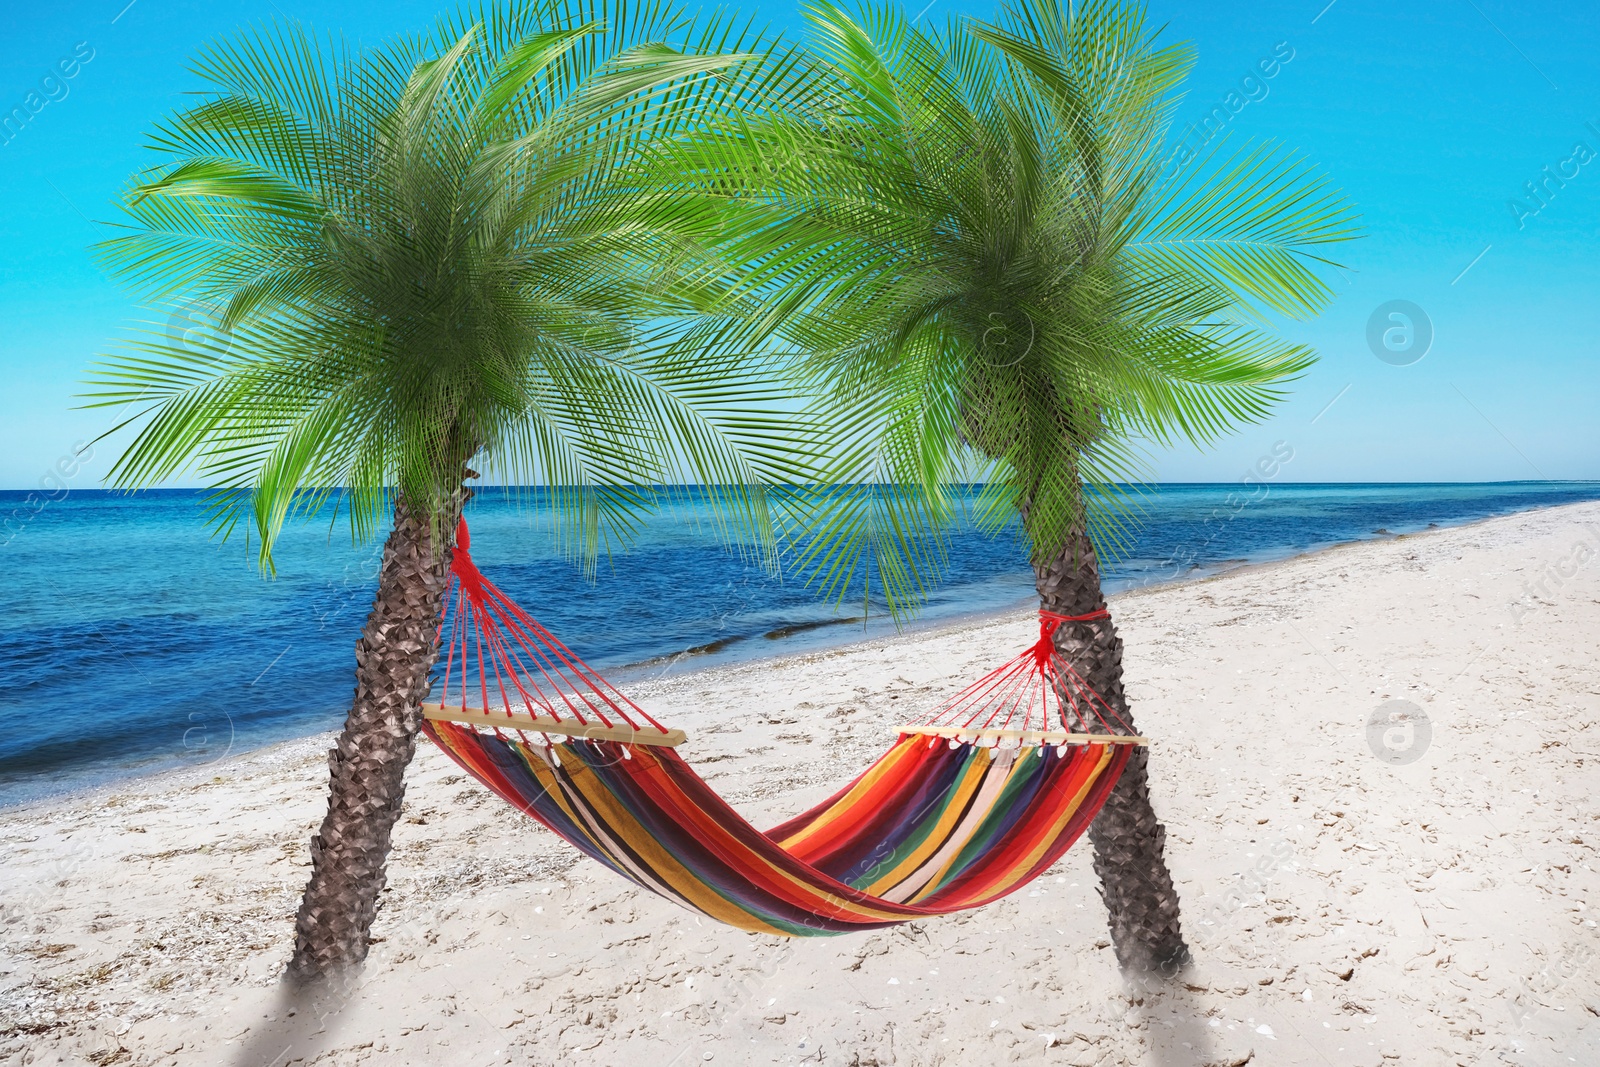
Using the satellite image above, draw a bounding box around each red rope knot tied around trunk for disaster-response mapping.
[904,607,1135,742]
[1031,608,1111,670]
[449,518,485,597]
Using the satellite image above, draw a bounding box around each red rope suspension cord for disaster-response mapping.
[434,519,1135,746]
[432,519,671,739]
[910,606,1136,741]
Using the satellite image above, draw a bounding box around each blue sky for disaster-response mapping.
[1,0,1596,490]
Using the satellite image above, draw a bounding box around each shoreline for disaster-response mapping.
[3,496,1598,1064]
[7,493,1594,820]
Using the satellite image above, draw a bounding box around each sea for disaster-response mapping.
[3,481,1598,808]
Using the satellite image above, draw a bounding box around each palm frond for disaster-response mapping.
[678,0,1358,609]
[87,1,833,572]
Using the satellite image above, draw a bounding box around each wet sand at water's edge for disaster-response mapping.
[4,501,1598,1066]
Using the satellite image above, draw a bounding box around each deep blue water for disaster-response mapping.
[3,481,1598,807]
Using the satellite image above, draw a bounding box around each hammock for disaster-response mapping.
[421,521,1145,936]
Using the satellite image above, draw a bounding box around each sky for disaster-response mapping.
[1,0,1596,491]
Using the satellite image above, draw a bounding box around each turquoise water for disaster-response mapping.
[3,481,1598,807]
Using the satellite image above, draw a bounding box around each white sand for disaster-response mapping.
[4,501,1599,1067]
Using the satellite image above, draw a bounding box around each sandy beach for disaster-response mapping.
[3,500,1598,1067]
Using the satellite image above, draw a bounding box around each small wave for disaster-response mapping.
[684,634,745,656]
[620,633,748,669]
[763,617,862,641]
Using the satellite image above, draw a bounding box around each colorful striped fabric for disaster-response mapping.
[419,520,1140,936]
[424,720,1130,936]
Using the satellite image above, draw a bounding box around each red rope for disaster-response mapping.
[435,522,1134,743]
[1028,608,1109,672]
[1039,607,1111,624]
[911,607,1134,738]
[436,520,670,737]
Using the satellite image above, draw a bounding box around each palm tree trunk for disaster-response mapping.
[287,496,459,983]
[1035,530,1189,974]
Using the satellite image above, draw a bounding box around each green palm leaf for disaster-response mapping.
[668,0,1358,609]
[86,0,830,571]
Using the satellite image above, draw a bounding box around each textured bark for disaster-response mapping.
[1036,530,1190,974]
[286,496,459,983]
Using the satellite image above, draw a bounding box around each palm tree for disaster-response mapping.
[86,0,818,983]
[681,0,1357,971]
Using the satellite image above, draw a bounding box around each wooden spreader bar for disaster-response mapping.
[896,725,1148,747]
[422,703,686,747]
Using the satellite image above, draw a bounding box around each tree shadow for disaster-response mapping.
[1124,962,1226,1067]
[226,972,362,1067]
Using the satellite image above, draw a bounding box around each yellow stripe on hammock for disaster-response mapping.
[885,747,1027,905]
[862,745,996,897]
[955,743,1115,905]
[772,736,927,855]
[622,747,923,927]
[541,743,793,935]
[509,742,704,912]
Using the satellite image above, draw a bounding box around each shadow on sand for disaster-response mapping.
[1123,961,1244,1067]
[226,972,362,1067]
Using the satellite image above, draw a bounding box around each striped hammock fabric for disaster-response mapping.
[421,521,1143,936]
